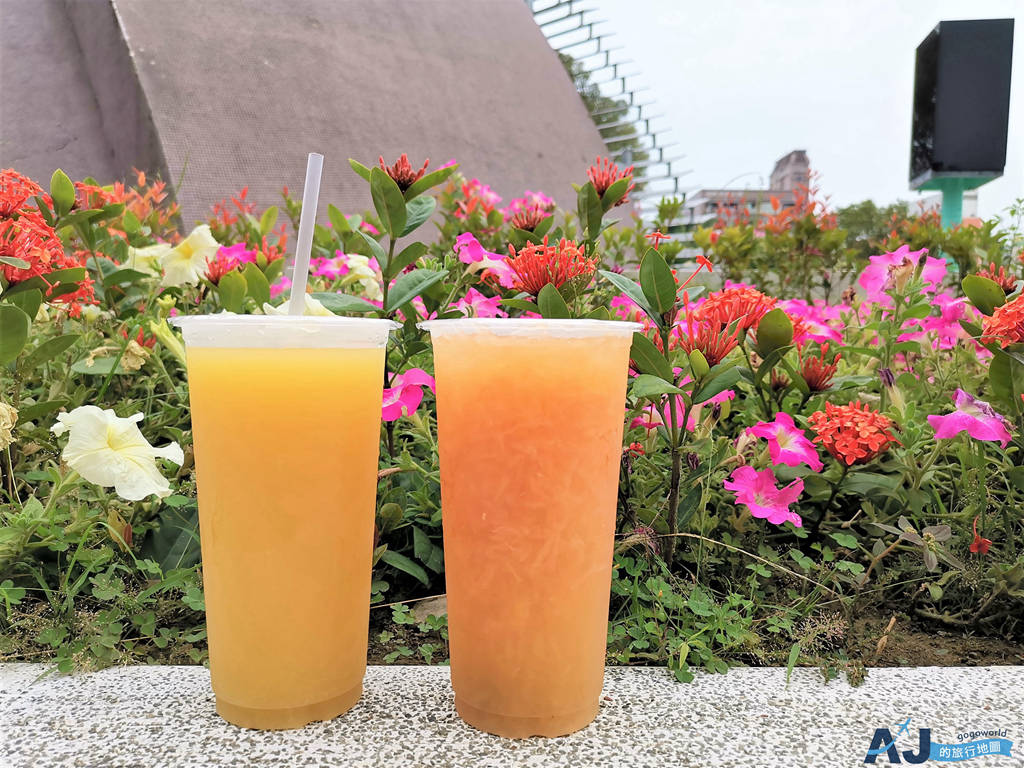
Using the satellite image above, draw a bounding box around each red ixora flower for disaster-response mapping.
[980,292,1024,348]
[507,236,597,298]
[204,253,237,285]
[379,153,429,192]
[74,181,124,210]
[976,262,1018,293]
[698,286,777,332]
[120,327,156,348]
[0,169,42,218]
[587,156,635,207]
[679,294,740,367]
[509,204,551,232]
[969,516,992,555]
[799,342,841,392]
[0,209,66,284]
[808,400,900,466]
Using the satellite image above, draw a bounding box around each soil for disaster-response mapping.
[848,615,1024,667]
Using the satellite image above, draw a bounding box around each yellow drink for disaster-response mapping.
[175,316,396,730]
[422,319,639,738]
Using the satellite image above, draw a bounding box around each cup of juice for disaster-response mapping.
[172,315,397,730]
[420,318,641,738]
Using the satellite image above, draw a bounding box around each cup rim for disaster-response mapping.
[170,314,399,331]
[418,318,643,337]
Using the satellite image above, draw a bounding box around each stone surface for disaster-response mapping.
[2,663,1021,767]
[1,0,607,227]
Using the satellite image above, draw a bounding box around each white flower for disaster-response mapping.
[126,242,172,276]
[0,402,17,450]
[51,406,184,500]
[160,225,220,287]
[261,294,334,316]
[344,255,384,301]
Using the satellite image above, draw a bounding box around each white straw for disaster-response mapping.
[287,152,324,315]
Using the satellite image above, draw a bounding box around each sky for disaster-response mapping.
[595,0,1022,218]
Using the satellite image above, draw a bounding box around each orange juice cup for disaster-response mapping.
[420,318,641,738]
[173,315,397,730]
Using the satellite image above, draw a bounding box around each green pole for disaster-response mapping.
[934,177,968,229]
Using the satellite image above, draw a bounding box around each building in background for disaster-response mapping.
[681,150,811,231]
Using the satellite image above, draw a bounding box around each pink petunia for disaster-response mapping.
[857,245,943,306]
[454,232,516,288]
[452,287,506,318]
[723,465,804,527]
[746,412,823,471]
[217,242,258,267]
[382,368,436,422]
[927,389,1012,448]
[777,298,845,345]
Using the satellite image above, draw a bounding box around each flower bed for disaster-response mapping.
[1,160,1022,678]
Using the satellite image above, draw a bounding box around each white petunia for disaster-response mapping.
[51,406,184,500]
[261,294,334,316]
[160,225,220,287]
[344,255,384,301]
[126,242,173,276]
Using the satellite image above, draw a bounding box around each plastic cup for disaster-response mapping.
[173,315,397,730]
[420,318,641,738]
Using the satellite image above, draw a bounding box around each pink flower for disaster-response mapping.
[270,275,291,299]
[501,190,555,218]
[361,221,380,236]
[382,368,436,422]
[927,389,1012,448]
[611,294,643,320]
[898,291,969,350]
[777,299,845,345]
[218,242,258,267]
[857,245,941,306]
[746,412,823,471]
[723,465,804,527]
[454,232,516,288]
[452,287,506,318]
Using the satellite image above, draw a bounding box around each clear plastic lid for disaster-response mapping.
[418,318,643,338]
[171,315,399,349]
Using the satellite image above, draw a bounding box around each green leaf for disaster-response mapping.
[829,532,859,549]
[259,205,279,237]
[385,268,448,312]
[692,365,742,404]
[102,268,150,287]
[348,158,372,182]
[989,349,1024,407]
[598,270,657,322]
[785,642,801,686]
[355,229,388,268]
[600,177,631,212]
[50,169,75,216]
[400,195,436,237]
[584,306,611,321]
[537,283,571,319]
[16,399,68,422]
[689,349,710,380]
[630,332,673,380]
[140,503,200,572]
[311,292,381,314]
[631,374,685,399]
[754,308,793,356]
[327,204,352,233]
[216,270,247,313]
[22,334,80,370]
[389,242,428,277]
[0,304,31,364]
[370,167,407,238]
[638,247,677,315]
[577,182,603,241]
[2,267,87,300]
[7,289,42,322]
[961,275,1005,316]
[70,357,129,375]
[379,549,430,585]
[242,262,270,306]
[122,209,141,234]
[403,164,458,201]
[0,255,30,270]
[501,298,539,314]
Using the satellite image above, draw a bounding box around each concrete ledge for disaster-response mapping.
[2,664,1022,767]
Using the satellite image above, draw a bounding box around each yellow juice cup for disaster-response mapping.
[420,318,640,738]
[173,315,397,730]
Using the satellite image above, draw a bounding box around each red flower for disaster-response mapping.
[507,236,597,298]
[0,169,42,218]
[627,442,645,456]
[969,516,992,555]
[120,327,156,348]
[0,209,66,284]
[976,262,1018,293]
[679,295,740,367]
[645,230,671,250]
[587,156,635,207]
[808,401,899,466]
[799,343,841,392]
[509,204,551,232]
[698,286,777,332]
[981,293,1024,348]
[379,153,429,192]
[74,181,124,210]
[204,253,237,285]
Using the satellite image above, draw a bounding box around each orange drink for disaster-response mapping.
[174,316,396,730]
[421,318,640,737]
